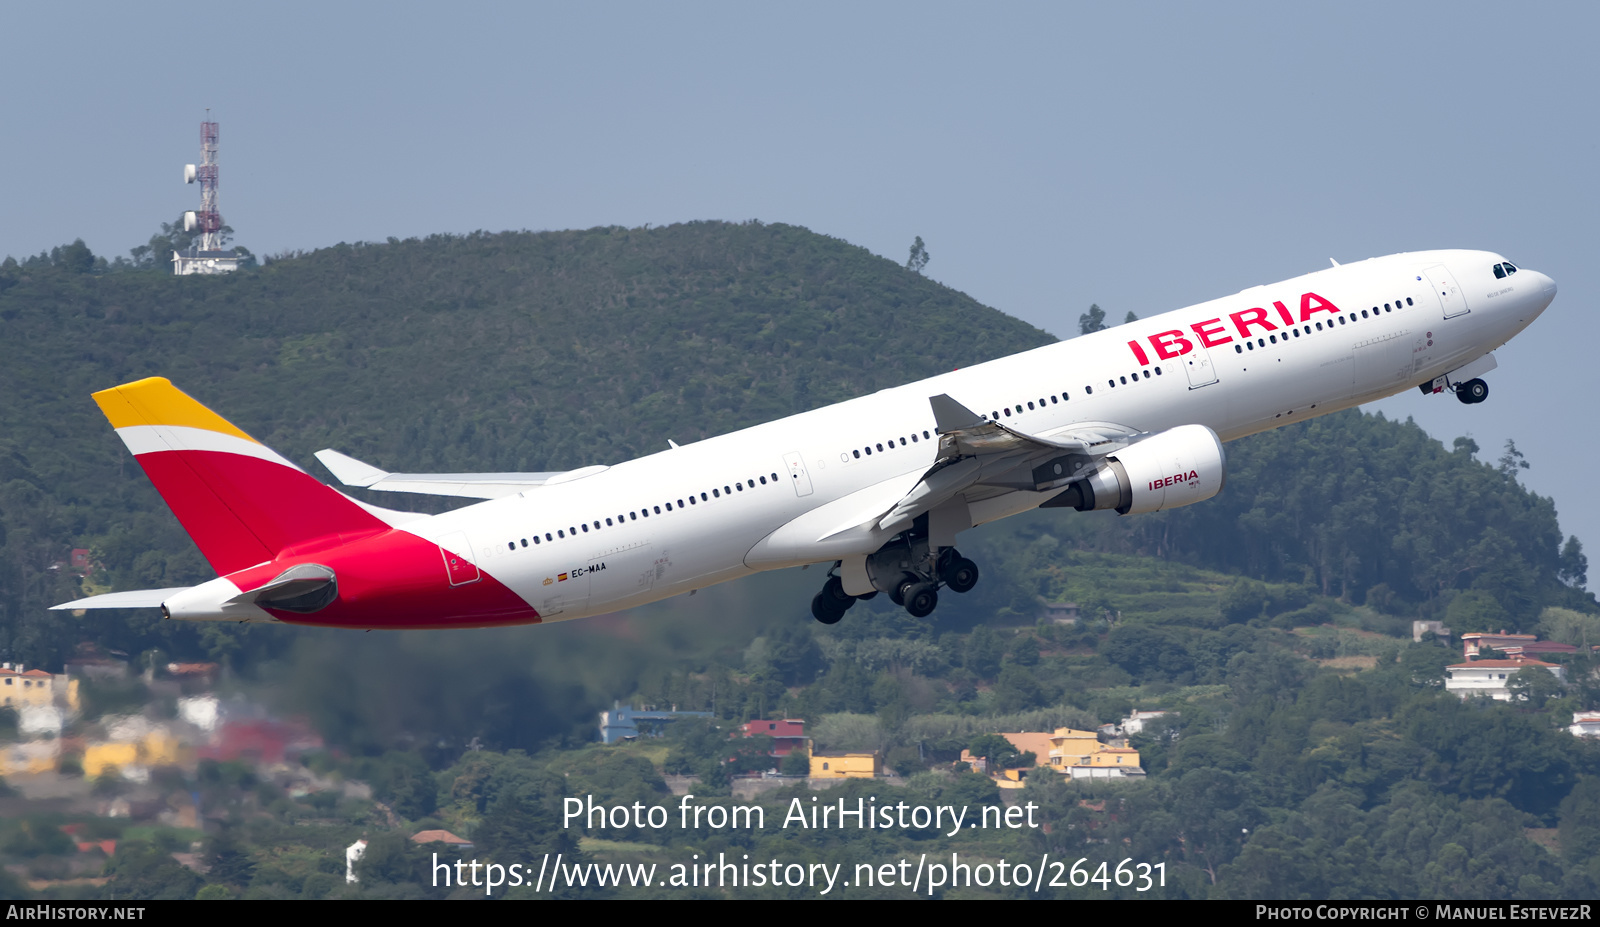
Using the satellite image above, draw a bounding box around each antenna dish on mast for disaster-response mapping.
[173,116,239,276]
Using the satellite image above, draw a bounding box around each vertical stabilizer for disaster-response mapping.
[93,378,388,575]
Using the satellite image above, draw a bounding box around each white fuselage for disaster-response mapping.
[401,250,1556,622]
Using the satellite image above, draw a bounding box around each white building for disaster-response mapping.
[1121,709,1168,736]
[1444,659,1564,701]
[1570,712,1600,738]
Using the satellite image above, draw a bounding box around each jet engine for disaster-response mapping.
[1043,424,1225,515]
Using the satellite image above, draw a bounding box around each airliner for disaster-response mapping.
[55,250,1556,629]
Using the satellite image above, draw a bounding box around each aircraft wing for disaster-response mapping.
[871,394,1138,535]
[315,449,606,499]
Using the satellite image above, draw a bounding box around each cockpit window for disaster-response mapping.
[1504,262,1517,274]
[1494,264,1505,278]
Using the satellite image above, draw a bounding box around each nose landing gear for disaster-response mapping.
[810,545,981,624]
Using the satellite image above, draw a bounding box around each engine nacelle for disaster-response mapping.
[1043,424,1225,515]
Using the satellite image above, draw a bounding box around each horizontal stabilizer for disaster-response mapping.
[314,449,597,499]
[51,588,190,610]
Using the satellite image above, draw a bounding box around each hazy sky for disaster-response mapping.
[6,3,1597,561]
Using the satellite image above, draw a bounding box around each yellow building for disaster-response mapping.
[810,751,880,779]
[84,742,140,778]
[0,665,57,710]
[82,731,193,778]
[1046,727,1142,778]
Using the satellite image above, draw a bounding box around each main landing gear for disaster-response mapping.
[1455,378,1489,404]
[811,545,980,624]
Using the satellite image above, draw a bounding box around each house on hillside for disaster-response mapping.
[810,751,880,779]
[1121,710,1168,736]
[0,664,59,710]
[1445,658,1565,701]
[1046,727,1144,779]
[740,719,807,757]
[1461,632,1537,659]
[1571,712,1600,738]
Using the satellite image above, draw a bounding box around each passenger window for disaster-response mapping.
[1027,401,1035,410]
[1050,396,1058,404]
[1004,408,1011,416]
[725,486,732,494]
[1247,341,1254,351]
[1143,370,1151,378]
[911,433,919,442]
[508,542,516,551]
[1235,345,1243,353]
[1406,298,1413,306]
[534,536,541,544]
[547,532,554,539]
[521,538,529,547]
[701,492,708,501]
[923,431,931,439]
[992,411,1000,419]
[1154,368,1161,375]
[1085,385,1093,394]
[851,450,859,459]
[1338,317,1346,325]
[1269,334,1276,343]
[1108,380,1115,388]
[736,483,743,492]
[606,517,613,526]
[876,443,883,452]
[653,506,661,514]
[865,447,872,455]
[772,473,779,481]
[1292,329,1299,338]
[582,524,589,532]
[558,529,566,538]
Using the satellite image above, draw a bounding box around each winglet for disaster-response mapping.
[314,449,389,488]
[929,394,984,433]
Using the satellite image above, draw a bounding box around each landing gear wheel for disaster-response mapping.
[903,582,939,618]
[811,592,845,624]
[888,572,918,607]
[1456,378,1488,404]
[942,557,980,594]
[812,575,853,624]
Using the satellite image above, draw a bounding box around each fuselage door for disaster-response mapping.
[1183,341,1219,389]
[783,451,814,497]
[438,531,481,586]
[1424,265,1469,319]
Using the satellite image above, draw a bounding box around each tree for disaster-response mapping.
[1559,536,1588,589]
[905,236,929,274]
[1079,304,1106,335]
[968,733,1024,770]
[1124,311,1138,324]
[1507,666,1566,708]
[1498,439,1530,479]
